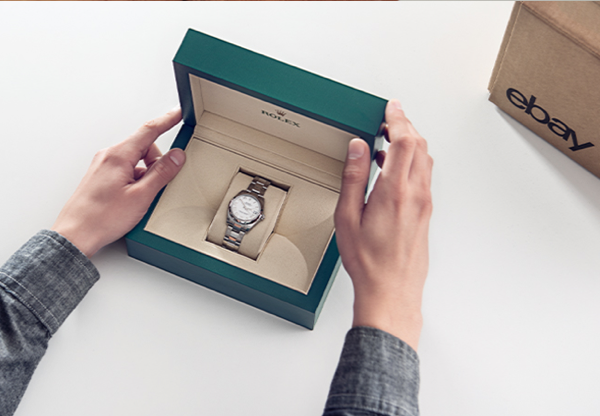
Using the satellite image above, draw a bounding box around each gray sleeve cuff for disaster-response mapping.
[0,230,100,335]
[325,326,420,416]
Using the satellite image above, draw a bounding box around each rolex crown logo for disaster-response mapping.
[260,109,300,128]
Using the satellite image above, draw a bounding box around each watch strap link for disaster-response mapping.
[247,176,270,198]
[223,223,246,251]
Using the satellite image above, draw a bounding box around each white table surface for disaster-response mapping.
[3,2,600,416]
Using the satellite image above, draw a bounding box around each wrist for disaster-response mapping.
[352,293,423,350]
[51,222,99,258]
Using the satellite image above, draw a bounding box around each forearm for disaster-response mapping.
[0,230,99,416]
[324,327,420,416]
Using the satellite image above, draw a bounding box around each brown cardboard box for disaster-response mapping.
[489,2,600,177]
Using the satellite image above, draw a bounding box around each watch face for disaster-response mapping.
[230,194,262,223]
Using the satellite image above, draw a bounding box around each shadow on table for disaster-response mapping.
[496,108,600,214]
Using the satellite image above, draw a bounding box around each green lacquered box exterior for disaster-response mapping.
[126,29,386,329]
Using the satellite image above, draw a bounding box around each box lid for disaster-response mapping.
[522,2,600,60]
[173,29,386,142]
[489,2,600,93]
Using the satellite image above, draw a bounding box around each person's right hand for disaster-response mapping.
[334,99,433,351]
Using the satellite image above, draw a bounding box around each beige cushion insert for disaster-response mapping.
[145,122,339,294]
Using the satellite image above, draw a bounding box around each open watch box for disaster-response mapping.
[126,29,386,329]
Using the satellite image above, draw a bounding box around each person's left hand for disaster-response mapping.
[52,107,186,258]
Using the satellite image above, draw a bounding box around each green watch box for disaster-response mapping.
[125,29,386,329]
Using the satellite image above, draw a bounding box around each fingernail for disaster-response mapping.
[171,104,181,112]
[347,139,365,160]
[169,149,185,166]
[389,99,402,111]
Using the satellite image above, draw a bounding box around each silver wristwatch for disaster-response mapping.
[223,176,270,251]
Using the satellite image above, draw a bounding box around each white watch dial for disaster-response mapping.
[230,194,261,223]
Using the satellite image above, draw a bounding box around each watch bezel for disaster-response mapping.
[227,191,264,226]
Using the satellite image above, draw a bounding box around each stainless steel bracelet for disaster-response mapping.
[223,224,246,251]
[246,176,270,198]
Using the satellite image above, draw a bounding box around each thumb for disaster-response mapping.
[136,148,186,200]
[334,139,371,229]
